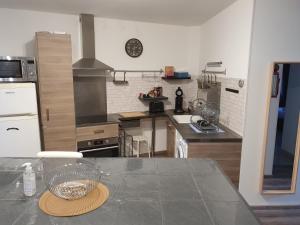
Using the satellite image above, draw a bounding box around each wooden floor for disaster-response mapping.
[253,206,300,225]
[153,150,169,157]
[263,177,292,190]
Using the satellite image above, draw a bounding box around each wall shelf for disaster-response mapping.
[138,96,168,101]
[162,76,191,80]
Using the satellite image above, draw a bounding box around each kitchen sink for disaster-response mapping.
[173,115,202,124]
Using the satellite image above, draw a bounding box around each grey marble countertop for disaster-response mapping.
[0,158,260,225]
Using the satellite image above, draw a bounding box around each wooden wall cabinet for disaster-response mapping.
[188,142,242,186]
[36,32,76,151]
[166,121,176,157]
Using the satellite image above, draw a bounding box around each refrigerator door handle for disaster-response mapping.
[4,91,16,94]
[6,127,20,131]
[0,113,36,117]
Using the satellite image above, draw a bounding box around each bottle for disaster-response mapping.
[22,163,36,197]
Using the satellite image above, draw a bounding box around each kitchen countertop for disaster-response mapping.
[0,158,260,225]
[75,110,242,143]
[115,110,242,143]
[108,111,167,123]
[165,110,242,143]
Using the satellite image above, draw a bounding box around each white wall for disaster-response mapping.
[199,0,253,79]
[94,17,190,72]
[187,27,202,75]
[93,17,198,113]
[0,8,194,72]
[0,8,199,114]
[196,0,254,135]
[0,8,80,60]
[240,0,300,206]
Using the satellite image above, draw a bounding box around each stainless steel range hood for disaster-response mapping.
[73,14,113,73]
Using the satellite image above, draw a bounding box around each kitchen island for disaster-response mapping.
[0,158,260,225]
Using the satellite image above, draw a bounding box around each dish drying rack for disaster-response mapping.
[198,61,226,89]
[189,99,219,123]
[188,98,221,133]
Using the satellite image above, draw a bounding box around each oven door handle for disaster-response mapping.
[79,145,119,153]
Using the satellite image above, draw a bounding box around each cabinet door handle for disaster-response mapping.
[94,130,104,134]
[6,127,19,131]
[46,108,50,121]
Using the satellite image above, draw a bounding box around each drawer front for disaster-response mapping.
[76,124,119,141]
[0,83,38,115]
[0,115,41,157]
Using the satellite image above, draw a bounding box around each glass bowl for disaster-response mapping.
[43,160,101,200]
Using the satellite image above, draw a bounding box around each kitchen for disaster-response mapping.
[0,13,245,185]
[0,0,300,224]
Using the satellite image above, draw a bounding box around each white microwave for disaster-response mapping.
[0,56,37,82]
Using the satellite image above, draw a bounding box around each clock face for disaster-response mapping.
[125,38,143,58]
[176,88,183,97]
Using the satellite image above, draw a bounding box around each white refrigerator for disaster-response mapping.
[0,83,41,157]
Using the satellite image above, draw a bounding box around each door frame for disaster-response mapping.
[260,62,300,194]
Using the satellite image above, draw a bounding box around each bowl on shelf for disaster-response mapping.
[43,159,101,200]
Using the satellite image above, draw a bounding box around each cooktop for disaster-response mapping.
[76,115,113,127]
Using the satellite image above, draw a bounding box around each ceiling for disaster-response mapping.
[0,0,237,26]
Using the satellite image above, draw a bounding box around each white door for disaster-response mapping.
[0,83,38,116]
[0,115,41,157]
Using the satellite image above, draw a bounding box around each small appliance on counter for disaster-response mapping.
[139,86,166,113]
[149,101,164,113]
[174,87,184,114]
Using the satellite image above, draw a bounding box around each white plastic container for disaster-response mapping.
[22,163,36,196]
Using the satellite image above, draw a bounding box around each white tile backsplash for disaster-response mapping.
[106,73,198,114]
[107,73,247,137]
[218,77,247,136]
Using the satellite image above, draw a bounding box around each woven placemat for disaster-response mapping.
[39,182,109,217]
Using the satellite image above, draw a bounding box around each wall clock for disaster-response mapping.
[125,38,143,58]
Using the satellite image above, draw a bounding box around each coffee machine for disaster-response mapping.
[174,87,184,114]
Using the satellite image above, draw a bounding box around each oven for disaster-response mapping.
[0,56,37,82]
[77,137,119,157]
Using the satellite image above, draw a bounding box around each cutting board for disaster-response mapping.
[119,112,146,118]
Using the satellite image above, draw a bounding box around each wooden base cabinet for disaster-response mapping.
[36,32,77,151]
[188,142,242,186]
